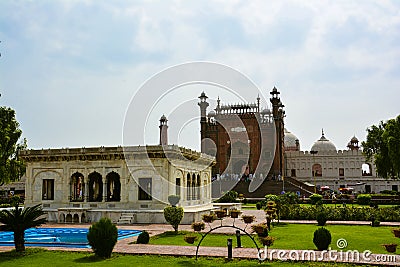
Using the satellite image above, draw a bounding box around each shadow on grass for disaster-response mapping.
[271,222,289,228]
[0,248,45,264]
[175,258,272,267]
[73,254,105,263]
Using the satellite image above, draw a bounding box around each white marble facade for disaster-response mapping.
[20,145,214,224]
[284,132,400,194]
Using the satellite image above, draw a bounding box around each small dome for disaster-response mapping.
[208,110,216,117]
[284,128,300,151]
[310,130,337,152]
[160,114,167,121]
[261,108,271,114]
[199,91,207,98]
[351,136,358,143]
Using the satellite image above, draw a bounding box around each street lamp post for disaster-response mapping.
[310,150,318,193]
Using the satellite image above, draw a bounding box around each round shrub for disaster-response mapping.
[372,219,380,227]
[163,206,184,233]
[310,194,323,205]
[87,218,118,258]
[313,227,331,251]
[316,212,328,226]
[357,194,372,205]
[136,230,150,244]
[216,190,238,203]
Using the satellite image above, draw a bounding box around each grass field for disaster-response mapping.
[0,249,373,267]
[150,224,400,254]
[241,203,398,209]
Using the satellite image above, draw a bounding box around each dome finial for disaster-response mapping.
[322,128,325,137]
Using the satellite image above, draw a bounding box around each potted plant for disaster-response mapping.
[202,214,216,223]
[251,223,269,237]
[392,228,400,238]
[259,236,276,247]
[229,209,242,218]
[184,234,198,244]
[382,243,397,253]
[241,215,255,224]
[191,221,205,232]
[214,209,226,219]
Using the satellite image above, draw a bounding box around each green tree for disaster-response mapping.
[0,204,47,252]
[362,115,400,179]
[163,206,184,233]
[0,106,26,185]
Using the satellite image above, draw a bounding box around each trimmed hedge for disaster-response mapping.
[280,204,400,222]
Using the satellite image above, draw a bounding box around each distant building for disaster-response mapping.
[198,87,399,196]
[284,130,400,194]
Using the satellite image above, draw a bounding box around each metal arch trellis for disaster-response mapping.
[194,218,261,260]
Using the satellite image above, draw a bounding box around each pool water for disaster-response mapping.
[0,228,141,248]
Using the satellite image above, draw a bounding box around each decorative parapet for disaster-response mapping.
[20,145,216,166]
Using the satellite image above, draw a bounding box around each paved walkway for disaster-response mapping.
[0,210,399,265]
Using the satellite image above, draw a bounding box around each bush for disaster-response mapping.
[215,191,238,203]
[372,219,380,227]
[310,194,323,205]
[316,212,328,226]
[163,206,184,233]
[87,218,118,258]
[256,201,263,210]
[357,194,372,205]
[313,227,331,251]
[136,231,150,244]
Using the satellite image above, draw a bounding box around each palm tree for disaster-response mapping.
[0,203,47,252]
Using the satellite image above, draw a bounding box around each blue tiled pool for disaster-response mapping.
[0,228,141,248]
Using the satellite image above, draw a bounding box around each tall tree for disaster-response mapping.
[362,115,400,179]
[0,106,26,185]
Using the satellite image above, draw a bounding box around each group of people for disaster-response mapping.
[211,172,283,183]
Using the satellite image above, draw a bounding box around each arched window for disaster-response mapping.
[88,172,103,202]
[71,172,84,202]
[106,172,121,202]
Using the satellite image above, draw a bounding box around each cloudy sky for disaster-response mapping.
[0,0,399,152]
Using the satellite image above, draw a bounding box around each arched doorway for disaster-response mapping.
[106,172,121,202]
[88,172,103,202]
[70,172,84,202]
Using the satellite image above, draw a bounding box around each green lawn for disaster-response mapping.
[241,203,257,210]
[150,224,400,255]
[0,249,371,267]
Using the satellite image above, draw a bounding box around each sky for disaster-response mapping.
[0,0,399,152]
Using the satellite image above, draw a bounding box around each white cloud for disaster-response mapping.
[0,0,399,152]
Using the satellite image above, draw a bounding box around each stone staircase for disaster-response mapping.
[117,212,135,225]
